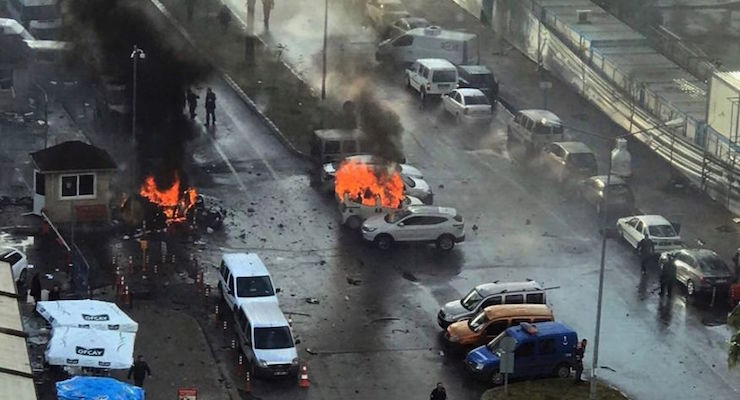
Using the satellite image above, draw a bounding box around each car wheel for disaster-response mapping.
[491,371,504,386]
[436,235,455,251]
[554,363,571,379]
[375,234,393,250]
[686,279,695,296]
[346,216,363,230]
[18,268,27,286]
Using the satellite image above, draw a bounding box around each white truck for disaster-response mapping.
[376,26,479,66]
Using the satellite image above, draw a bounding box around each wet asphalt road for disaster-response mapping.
[157,2,740,400]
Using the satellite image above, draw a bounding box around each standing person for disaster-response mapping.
[429,382,446,400]
[186,0,195,21]
[29,273,42,304]
[659,254,677,297]
[186,88,199,119]
[636,233,654,274]
[127,355,152,387]
[574,338,587,383]
[262,0,274,30]
[218,4,232,32]
[48,284,61,301]
[732,247,740,282]
[205,88,216,126]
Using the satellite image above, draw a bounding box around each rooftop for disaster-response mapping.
[222,253,270,277]
[476,280,543,297]
[30,141,117,173]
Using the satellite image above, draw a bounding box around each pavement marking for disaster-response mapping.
[198,123,250,192]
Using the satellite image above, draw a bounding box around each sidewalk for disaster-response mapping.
[217,0,740,260]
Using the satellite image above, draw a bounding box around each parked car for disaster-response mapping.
[234,302,300,377]
[507,109,565,157]
[441,88,493,125]
[366,0,410,31]
[539,142,598,184]
[405,58,458,104]
[218,253,279,314]
[444,304,554,348]
[579,175,635,217]
[339,192,423,229]
[465,321,578,385]
[616,215,683,254]
[310,129,369,166]
[437,280,547,329]
[402,174,433,204]
[361,205,465,251]
[456,65,498,104]
[1,247,28,284]
[386,17,430,39]
[659,249,736,296]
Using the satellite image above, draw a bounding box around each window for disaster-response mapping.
[539,338,557,355]
[454,92,462,103]
[526,293,544,304]
[504,294,524,304]
[419,216,447,225]
[422,66,430,79]
[343,140,358,153]
[432,70,457,83]
[324,140,340,154]
[486,320,509,336]
[510,318,531,327]
[254,327,294,350]
[401,216,425,226]
[0,251,22,265]
[236,276,275,298]
[35,172,45,196]
[515,341,535,358]
[59,173,96,199]
[228,275,235,293]
[393,35,413,47]
[464,95,489,105]
[481,295,502,307]
[635,221,644,233]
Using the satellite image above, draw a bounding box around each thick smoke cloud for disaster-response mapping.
[63,0,210,187]
[354,85,404,163]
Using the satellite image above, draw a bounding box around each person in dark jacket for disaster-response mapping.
[218,4,232,32]
[29,273,42,304]
[128,355,152,387]
[186,88,199,120]
[205,88,216,126]
[48,284,61,301]
[574,338,587,383]
[659,254,677,297]
[636,234,654,274]
[430,382,446,400]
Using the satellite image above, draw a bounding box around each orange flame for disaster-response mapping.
[334,159,405,208]
[139,173,198,222]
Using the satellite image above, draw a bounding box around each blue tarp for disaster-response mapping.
[56,376,145,400]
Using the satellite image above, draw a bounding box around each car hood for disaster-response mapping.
[447,320,475,340]
[254,347,298,365]
[406,176,431,195]
[466,345,497,366]
[400,165,423,179]
[441,300,468,320]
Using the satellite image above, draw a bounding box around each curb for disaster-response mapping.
[148,0,311,161]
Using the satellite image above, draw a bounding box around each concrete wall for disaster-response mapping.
[42,170,112,223]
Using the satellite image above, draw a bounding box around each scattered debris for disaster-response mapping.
[306,348,317,355]
[238,233,246,239]
[401,271,418,282]
[371,317,400,323]
[472,224,478,231]
[346,277,362,286]
[600,365,617,372]
[391,329,409,334]
[438,184,444,189]
[525,219,531,225]
[206,227,214,234]
[305,297,320,304]
[247,207,255,213]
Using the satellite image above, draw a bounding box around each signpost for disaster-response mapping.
[500,336,517,396]
[177,388,198,400]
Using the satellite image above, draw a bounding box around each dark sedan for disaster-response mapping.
[659,249,736,296]
[579,175,635,217]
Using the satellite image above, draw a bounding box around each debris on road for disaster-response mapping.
[305,297,320,304]
[306,348,317,355]
[346,277,362,286]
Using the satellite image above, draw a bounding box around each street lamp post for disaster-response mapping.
[588,117,684,400]
[321,0,328,100]
[130,45,146,145]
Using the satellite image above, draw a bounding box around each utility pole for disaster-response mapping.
[130,45,146,145]
[321,0,328,100]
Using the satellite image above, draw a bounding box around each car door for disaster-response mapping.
[535,337,558,376]
[442,90,458,114]
[484,320,509,342]
[621,218,641,247]
[451,91,464,115]
[226,273,237,310]
[674,253,696,285]
[513,340,537,378]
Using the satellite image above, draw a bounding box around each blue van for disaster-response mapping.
[465,321,578,385]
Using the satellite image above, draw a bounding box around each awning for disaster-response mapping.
[45,327,135,369]
[56,376,144,400]
[37,300,138,332]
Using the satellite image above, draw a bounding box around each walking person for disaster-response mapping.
[429,382,446,400]
[636,233,654,274]
[186,88,199,120]
[732,247,740,282]
[29,273,42,304]
[262,0,274,30]
[574,338,587,383]
[218,4,232,33]
[127,355,152,387]
[205,88,216,126]
[659,253,677,297]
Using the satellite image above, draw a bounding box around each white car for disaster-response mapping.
[361,205,465,251]
[616,215,683,254]
[218,253,279,314]
[366,0,410,31]
[1,247,28,284]
[320,155,424,193]
[339,192,423,229]
[441,88,493,124]
[402,175,433,204]
[405,59,458,104]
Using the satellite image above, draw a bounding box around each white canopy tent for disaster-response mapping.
[37,300,138,332]
[45,327,135,370]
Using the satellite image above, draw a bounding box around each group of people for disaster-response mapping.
[185,87,217,127]
[636,234,676,296]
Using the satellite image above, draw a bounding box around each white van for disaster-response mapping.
[376,26,479,66]
[218,253,279,314]
[235,303,299,377]
[405,58,458,103]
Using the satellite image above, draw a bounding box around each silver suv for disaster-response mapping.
[437,280,547,328]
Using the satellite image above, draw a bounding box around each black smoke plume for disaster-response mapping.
[355,86,404,163]
[63,0,210,187]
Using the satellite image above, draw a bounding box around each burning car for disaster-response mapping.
[322,155,429,200]
[339,192,423,230]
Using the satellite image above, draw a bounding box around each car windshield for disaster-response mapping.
[432,70,457,83]
[254,327,294,350]
[648,224,676,238]
[486,332,510,356]
[236,276,275,298]
[469,73,494,86]
[461,289,483,310]
[465,95,490,105]
[385,209,411,223]
[698,255,729,273]
[568,153,596,169]
[468,311,490,332]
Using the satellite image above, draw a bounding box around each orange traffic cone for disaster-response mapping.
[299,362,310,388]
